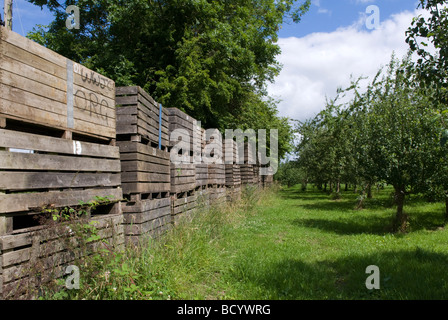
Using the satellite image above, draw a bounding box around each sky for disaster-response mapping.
[2,0,429,122]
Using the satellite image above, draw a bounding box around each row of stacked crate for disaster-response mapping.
[0,26,124,299]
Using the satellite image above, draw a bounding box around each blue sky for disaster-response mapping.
[4,0,427,122]
[279,0,419,38]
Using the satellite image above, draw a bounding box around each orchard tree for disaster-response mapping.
[357,56,442,232]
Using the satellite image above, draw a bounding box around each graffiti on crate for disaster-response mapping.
[72,63,112,124]
[74,89,109,124]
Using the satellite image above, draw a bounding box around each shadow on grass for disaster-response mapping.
[292,214,395,235]
[232,248,448,300]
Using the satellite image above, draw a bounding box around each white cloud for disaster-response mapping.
[268,9,432,122]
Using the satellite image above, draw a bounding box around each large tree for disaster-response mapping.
[27,0,310,159]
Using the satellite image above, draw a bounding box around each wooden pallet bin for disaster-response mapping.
[117,141,171,198]
[170,157,196,193]
[0,128,123,236]
[240,164,255,185]
[122,197,171,245]
[0,213,124,300]
[208,163,226,186]
[171,192,197,224]
[115,86,169,149]
[0,26,116,142]
[223,139,241,187]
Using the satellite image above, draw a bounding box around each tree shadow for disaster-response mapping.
[232,248,448,300]
[292,214,394,235]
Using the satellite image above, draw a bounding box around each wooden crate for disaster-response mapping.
[0,128,123,235]
[0,213,124,300]
[167,108,201,152]
[171,162,196,194]
[223,139,239,164]
[116,86,169,149]
[117,141,171,198]
[0,26,116,142]
[122,197,171,245]
[240,164,255,185]
[171,191,197,224]
[208,164,226,186]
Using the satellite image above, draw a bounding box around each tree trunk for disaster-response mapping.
[345,183,348,192]
[394,187,408,232]
[354,184,357,193]
[336,181,340,193]
[324,183,327,192]
[367,184,372,199]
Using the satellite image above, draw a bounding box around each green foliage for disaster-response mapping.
[275,160,305,188]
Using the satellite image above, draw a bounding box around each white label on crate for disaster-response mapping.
[73,141,82,155]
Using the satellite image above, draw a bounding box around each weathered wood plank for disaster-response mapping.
[122,198,170,213]
[122,182,171,195]
[0,129,119,158]
[0,188,123,214]
[0,172,121,191]
[0,151,121,172]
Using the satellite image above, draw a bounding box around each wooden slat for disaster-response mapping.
[121,171,170,183]
[122,198,170,213]
[0,172,121,191]
[0,151,121,172]
[0,129,119,158]
[122,182,171,195]
[0,188,123,214]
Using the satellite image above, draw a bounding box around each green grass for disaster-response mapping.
[45,184,448,300]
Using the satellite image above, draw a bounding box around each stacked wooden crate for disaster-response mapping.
[205,132,225,204]
[195,127,208,190]
[0,213,124,300]
[0,26,124,299]
[115,86,172,245]
[167,108,199,221]
[224,139,241,201]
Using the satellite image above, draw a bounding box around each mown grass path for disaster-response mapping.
[210,186,448,300]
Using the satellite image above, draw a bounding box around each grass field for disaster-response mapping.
[47,184,448,300]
